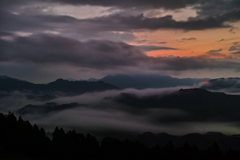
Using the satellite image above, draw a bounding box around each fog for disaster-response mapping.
[1,85,240,135]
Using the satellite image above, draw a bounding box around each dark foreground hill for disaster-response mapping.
[106,88,240,122]
[1,112,240,160]
[0,76,119,94]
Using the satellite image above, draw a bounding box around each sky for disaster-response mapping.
[1,0,240,83]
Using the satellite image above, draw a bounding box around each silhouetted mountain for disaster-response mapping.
[0,75,11,79]
[201,77,240,91]
[106,88,240,122]
[0,75,39,91]
[0,76,119,95]
[87,78,99,82]
[26,94,57,101]
[100,74,204,89]
[17,102,83,115]
[46,78,118,93]
[64,78,78,81]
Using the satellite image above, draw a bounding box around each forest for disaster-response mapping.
[1,112,240,160]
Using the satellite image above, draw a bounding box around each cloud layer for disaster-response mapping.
[1,87,240,135]
[1,34,240,72]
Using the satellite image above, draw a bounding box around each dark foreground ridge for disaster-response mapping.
[108,88,240,122]
[1,112,240,160]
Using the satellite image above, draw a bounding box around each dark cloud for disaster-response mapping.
[207,48,222,53]
[0,0,34,9]
[83,13,235,31]
[157,42,167,44]
[0,9,90,33]
[231,51,240,55]
[3,0,239,13]
[229,46,238,51]
[229,42,240,53]
[194,0,240,17]
[229,28,236,34]
[42,0,209,10]
[233,41,240,45]
[218,39,224,42]
[136,45,178,52]
[150,56,240,71]
[1,9,240,41]
[1,34,240,72]
[0,31,14,36]
[181,37,196,41]
[85,7,240,31]
[0,34,147,69]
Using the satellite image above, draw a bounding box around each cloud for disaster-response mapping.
[1,9,240,42]
[231,51,240,55]
[136,45,178,52]
[194,0,240,17]
[229,46,238,51]
[181,37,196,41]
[150,56,240,71]
[0,31,14,36]
[207,48,222,53]
[29,0,209,10]
[229,42,240,53]
[218,39,225,42]
[157,42,167,44]
[2,87,239,134]
[0,34,147,69]
[233,41,240,45]
[82,12,238,31]
[229,28,236,34]
[1,34,240,72]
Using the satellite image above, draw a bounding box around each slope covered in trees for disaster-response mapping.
[1,112,240,160]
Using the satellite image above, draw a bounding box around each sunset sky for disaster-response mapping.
[1,0,240,82]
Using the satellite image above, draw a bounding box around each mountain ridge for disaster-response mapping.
[100,74,205,89]
[0,76,119,94]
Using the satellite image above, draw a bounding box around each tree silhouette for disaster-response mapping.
[1,112,240,160]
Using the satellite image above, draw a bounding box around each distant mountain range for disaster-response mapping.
[0,76,118,94]
[2,75,240,94]
[66,74,205,89]
[100,74,205,89]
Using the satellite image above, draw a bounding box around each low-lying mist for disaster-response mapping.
[1,85,240,136]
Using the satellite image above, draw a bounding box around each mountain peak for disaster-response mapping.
[55,78,65,82]
[0,75,10,79]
